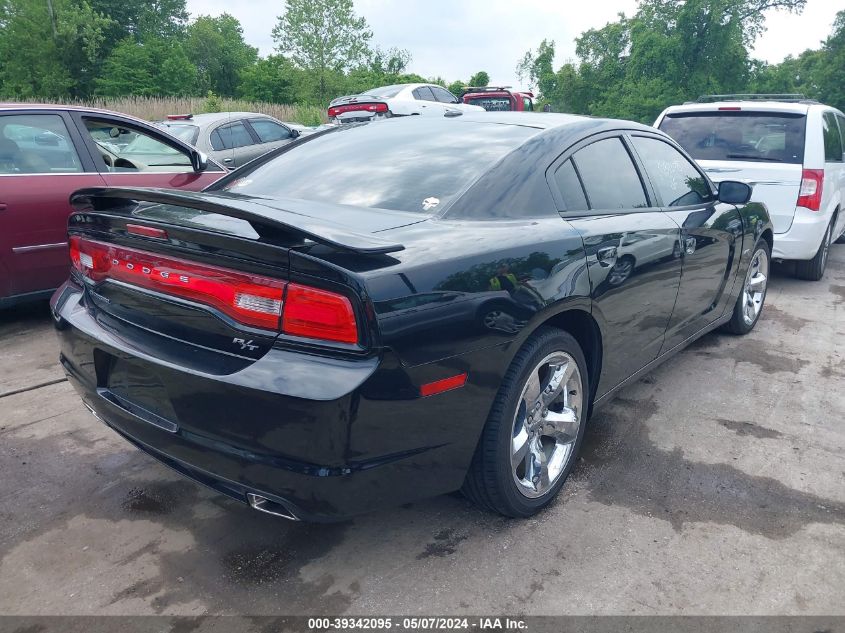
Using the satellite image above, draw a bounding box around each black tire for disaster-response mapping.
[795,221,832,281]
[724,238,770,335]
[462,327,589,518]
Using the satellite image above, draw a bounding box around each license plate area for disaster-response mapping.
[96,351,180,433]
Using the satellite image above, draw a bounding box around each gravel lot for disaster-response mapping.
[1,247,844,616]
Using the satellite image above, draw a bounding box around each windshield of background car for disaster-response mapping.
[466,96,512,111]
[366,85,404,98]
[159,123,199,145]
[659,111,806,164]
[221,121,537,213]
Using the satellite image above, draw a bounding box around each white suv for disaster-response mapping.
[655,96,845,280]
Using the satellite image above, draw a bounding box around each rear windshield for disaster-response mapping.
[466,96,513,112]
[158,123,199,145]
[219,120,537,213]
[659,111,806,164]
[366,85,404,98]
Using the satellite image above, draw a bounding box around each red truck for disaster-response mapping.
[460,87,535,112]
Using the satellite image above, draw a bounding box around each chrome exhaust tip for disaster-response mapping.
[246,493,300,521]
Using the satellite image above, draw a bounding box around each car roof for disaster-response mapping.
[0,102,155,124]
[661,100,813,115]
[159,112,280,125]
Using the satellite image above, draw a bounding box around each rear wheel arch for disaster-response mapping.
[508,308,603,419]
[760,228,773,254]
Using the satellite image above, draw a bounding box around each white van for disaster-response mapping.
[655,95,845,280]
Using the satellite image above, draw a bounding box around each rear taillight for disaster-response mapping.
[327,102,388,118]
[282,284,358,344]
[68,236,359,343]
[797,169,824,211]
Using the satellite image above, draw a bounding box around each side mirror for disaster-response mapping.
[718,180,752,205]
[291,128,300,139]
[191,150,208,172]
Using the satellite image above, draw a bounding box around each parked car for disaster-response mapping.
[327,83,485,123]
[156,112,308,170]
[655,94,845,280]
[461,86,535,112]
[0,104,226,308]
[52,113,772,521]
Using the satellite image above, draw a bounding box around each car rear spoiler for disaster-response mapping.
[69,187,405,255]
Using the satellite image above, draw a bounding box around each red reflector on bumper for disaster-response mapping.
[419,373,468,397]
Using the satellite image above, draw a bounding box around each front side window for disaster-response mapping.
[431,86,458,104]
[659,111,806,164]
[632,136,714,207]
[523,97,533,111]
[572,138,649,210]
[0,113,82,174]
[249,119,292,143]
[83,118,192,172]
[210,121,255,151]
[822,112,843,162]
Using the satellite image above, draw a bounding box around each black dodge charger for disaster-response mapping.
[51,113,773,521]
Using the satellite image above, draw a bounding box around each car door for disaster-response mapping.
[824,111,845,240]
[209,119,264,168]
[411,86,439,115]
[628,133,744,351]
[244,118,297,157]
[72,112,224,189]
[549,133,682,395]
[0,110,105,302]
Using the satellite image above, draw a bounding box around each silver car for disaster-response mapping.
[156,112,307,169]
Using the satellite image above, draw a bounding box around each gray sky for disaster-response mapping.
[185,0,840,91]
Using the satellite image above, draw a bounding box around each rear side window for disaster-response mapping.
[631,136,714,207]
[210,121,254,150]
[571,138,649,210]
[221,121,537,213]
[822,112,843,162]
[553,160,588,211]
[838,114,845,151]
[659,111,806,164]
[0,113,82,174]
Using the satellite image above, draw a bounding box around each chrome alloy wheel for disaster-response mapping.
[742,246,769,326]
[511,352,583,498]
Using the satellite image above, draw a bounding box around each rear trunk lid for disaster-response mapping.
[68,187,415,368]
[699,161,802,233]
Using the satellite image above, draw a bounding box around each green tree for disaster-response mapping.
[186,14,258,98]
[0,0,112,98]
[815,10,845,110]
[238,55,296,103]
[468,71,490,87]
[96,37,195,96]
[272,0,373,103]
[90,0,188,41]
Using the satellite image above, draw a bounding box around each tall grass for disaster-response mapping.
[6,95,328,126]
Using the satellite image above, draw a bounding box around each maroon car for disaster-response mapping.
[0,104,226,307]
[461,87,535,112]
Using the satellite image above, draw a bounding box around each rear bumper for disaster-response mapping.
[51,283,494,521]
[772,207,830,260]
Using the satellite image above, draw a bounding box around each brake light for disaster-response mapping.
[126,224,168,239]
[68,236,359,342]
[797,169,824,211]
[327,102,389,118]
[718,107,742,111]
[282,284,358,344]
[166,114,193,120]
